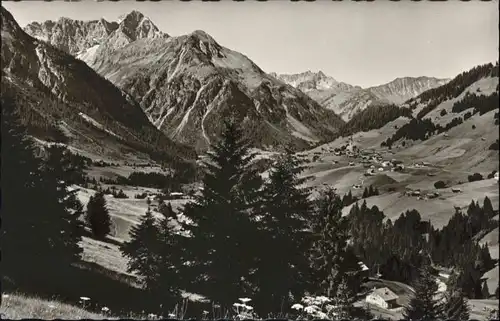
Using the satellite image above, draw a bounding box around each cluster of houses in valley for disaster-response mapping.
[404,188,441,201]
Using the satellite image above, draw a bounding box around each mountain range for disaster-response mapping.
[5,7,457,156]
[24,11,344,151]
[272,71,449,121]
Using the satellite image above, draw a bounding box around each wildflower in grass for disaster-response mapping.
[291,303,304,311]
[314,311,327,319]
[304,305,318,314]
[79,297,90,308]
[2,294,9,299]
[101,307,110,314]
[168,313,176,318]
[48,304,56,309]
[315,296,331,304]
[238,297,252,303]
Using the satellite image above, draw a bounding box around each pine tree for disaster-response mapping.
[121,206,162,291]
[254,147,313,313]
[179,119,263,309]
[443,272,470,320]
[482,281,490,299]
[329,275,368,319]
[42,146,85,262]
[483,196,494,218]
[404,264,443,320]
[158,201,176,219]
[2,97,83,283]
[309,188,361,298]
[155,215,186,310]
[362,187,368,198]
[86,191,111,239]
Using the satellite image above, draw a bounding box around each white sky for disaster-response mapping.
[3,0,498,88]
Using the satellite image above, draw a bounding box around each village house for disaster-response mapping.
[365,287,399,309]
[358,261,370,280]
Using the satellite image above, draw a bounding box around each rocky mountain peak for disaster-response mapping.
[115,10,164,41]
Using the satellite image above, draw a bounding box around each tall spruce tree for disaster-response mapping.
[155,214,186,310]
[483,196,494,218]
[158,201,176,219]
[254,147,313,314]
[2,97,83,283]
[179,119,263,309]
[482,281,490,299]
[309,188,361,298]
[86,191,111,239]
[404,263,443,320]
[121,206,162,292]
[443,272,470,320]
[329,276,360,319]
[42,145,85,261]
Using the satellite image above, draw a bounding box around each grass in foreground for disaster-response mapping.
[0,293,111,320]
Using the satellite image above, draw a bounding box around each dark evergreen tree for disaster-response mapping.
[179,119,263,309]
[2,98,83,283]
[120,206,162,291]
[482,281,491,299]
[254,147,313,314]
[42,146,85,261]
[403,264,443,320]
[86,191,111,239]
[158,214,186,302]
[483,196,495,218]
[158,201,176,219]
[329,275,357,319]
[443,272,470,320]
[309,188,361,297]
[362,187,368,199]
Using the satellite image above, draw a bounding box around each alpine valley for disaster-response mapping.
[1,5,499,321]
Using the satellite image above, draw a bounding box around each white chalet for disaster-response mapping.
[366,287,398,309]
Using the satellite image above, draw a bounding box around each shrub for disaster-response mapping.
[487,171,497,179]
[434,181,447,189]
[489,139,499,150]
[468,173,483,182]
[440,109,447,116]
[135,192,148,199]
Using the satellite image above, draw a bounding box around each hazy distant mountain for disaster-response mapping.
[270,70,361,93]
[273,71,449,121]
[2,6,195,163]
[24,12,345,151]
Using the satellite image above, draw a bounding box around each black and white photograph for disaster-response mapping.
[1,0,499,319]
